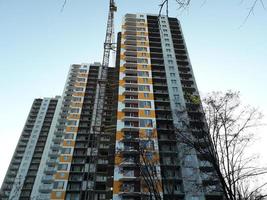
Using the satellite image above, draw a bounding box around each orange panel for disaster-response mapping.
[118,95,125,102]
[116,131,123,140]
[139,110,156,118]
[73,92,85,97]
[115,155,122,165]
[67,114,80,120]
[113,181,122,194]
[59,155,72,163]
[65,126,78,132]
[137,78,152,84]
[138,93,154,100]
[119,80,125,86]
[117,111,125,120]
[74,82,86,87]
[78,73,88,77]
[54,172,69,180]
[62,140,75,147]
[50,191,66,199]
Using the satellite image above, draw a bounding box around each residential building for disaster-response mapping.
[0,97,61,200]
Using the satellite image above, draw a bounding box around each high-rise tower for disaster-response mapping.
[112,13,222,200]
[0,97,61,200]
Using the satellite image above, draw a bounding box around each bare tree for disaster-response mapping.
[176,91,267,200]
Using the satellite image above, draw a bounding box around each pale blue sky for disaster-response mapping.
[0,0,266,184]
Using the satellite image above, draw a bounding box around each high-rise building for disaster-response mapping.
[112,13,222,200]
[0,97,61,200]
[1,14,222,200]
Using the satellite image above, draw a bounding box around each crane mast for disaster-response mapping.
[85,0,117,199]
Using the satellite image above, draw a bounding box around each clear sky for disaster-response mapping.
[0,0,266,185]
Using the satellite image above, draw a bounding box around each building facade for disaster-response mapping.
[1,13,222,200]
[0,97,61,200]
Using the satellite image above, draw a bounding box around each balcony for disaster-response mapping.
[39,184,53,192]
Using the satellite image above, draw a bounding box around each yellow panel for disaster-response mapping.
[120,66,126,72]
[136,32,148,36]
[78,73,88,77]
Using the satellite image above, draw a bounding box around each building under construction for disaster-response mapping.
[0,1,223,200]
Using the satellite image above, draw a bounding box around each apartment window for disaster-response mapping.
[66,193,79,200]
[174,95,179,100]
[164,33,168,37]
[137,71,149,77]
[65,133,74,139]
[63,156,69,161]
[173,87,178,92]
[137,58,148,64]
[175,103,181,107]
[162,24,167,28]
[67,120,77,126]
[166,49,171,52]
[171,80,177,84]
[75,87,84,92]
[56,192,62,198]
[144,110,151,116]
[139,101,151,108]
[137,47,147,51]
[143,78,148,83]
[165,43,170,47]
[53,181,64,189]
[66,140,72,145]
[58,164,68,170]
[140,119,153,127]
[163,29,168,32]
[79,69,87,73]
[145,129,153,137]
[62,148,71,154]
[70,108,79,113]
[138,85,150,91]
[169,66,174,71]
[144,93,150,98]
[142,65,148,69]
[77,78,86,82]
[170,73,175,77]
[164,38,170,42]
[168,60,173,64]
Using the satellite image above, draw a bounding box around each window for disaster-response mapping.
[137,71,149,77]
[77,78,86,82]
[139,101,151,108]
[58,164,68,170]
[144,93,150,98]
[173,87,178,92]
[62,148,71,154]
[53,181,64,189]
[137,47,147,51]
[142,65,148,69]
[164,38,170,42]
[145,129,153,137]
[138,85,150,91]
[167,54,172,58]
[163,29,168,32]
[63,156,69,161]
[140,119,153,127]
[67,120,77,126]
[162,24,167,28]
[170,73,175,77]
[164,33,168,37]
[174,95,179,100]
[70,108,79,113]
[65,133,74,139]
[168,60,173,64]
[144,110,151,116]
[75,87,84,92]
[175,103,181,107]
[169,66,174,71]
[166,49,171,52]
[137,58,148,64]
[165,43,170,47]
[171,80,177,84]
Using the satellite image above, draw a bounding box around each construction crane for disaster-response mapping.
[85,0,117,199]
